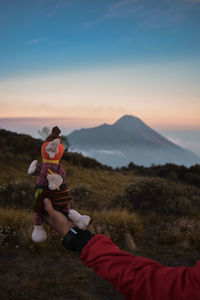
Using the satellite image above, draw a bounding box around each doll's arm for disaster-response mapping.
[47,169,63,190]
[28,160,38,175]
[47,164,66,190]
[27,160,41,176]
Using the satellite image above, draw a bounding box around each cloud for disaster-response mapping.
[103,0,197,21]
[85,0,142,28]
[165,135,200,155]
[129,0,200,29]
[97,149,125,156]
[70,148,125,158]
[26,38,47,45]
[47,0,71,17]
[49,41,66,46]
[104,0,142,18]
[184,0,200,3]
[106,0,136,13]
[86,0,200,29]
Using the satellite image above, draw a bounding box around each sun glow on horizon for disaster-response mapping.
[0,61,200,130]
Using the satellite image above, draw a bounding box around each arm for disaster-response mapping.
[80,235,200,300]
[43,199,200,300]
[28,160,42,176]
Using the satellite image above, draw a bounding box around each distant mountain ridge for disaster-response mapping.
[67,115,200,167]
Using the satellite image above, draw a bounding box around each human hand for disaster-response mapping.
[43,198,74,237]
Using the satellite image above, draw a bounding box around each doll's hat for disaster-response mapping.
[45,126,62,143]
[42,126,64,162]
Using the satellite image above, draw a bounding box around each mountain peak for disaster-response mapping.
[114,115,142,124]
[113,115,146,130]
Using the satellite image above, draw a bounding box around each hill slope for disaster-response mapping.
[1,128,200,300]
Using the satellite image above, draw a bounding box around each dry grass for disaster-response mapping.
[0,159,36,184]
[0,206,33,229]
[62,161,144,209]
[0,206,143,253]
[87,209,143,248]
[158,216,200,248]
[0,157,144,210]
[1,200,200,253]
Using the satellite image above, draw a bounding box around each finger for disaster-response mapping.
[43,199,65,223]
[44,198,54,216]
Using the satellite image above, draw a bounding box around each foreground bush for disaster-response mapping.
[110,178,200,216]
[149,215,200,249]
[88,210,143,249]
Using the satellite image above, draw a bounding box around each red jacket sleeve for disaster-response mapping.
[80,235,200,300]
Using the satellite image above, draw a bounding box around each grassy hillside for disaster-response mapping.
[0,128,200,299]
[0,129,146,210]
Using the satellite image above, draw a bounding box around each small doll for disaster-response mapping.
[28,126,90,242]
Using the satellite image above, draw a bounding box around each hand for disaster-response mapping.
[43,198,74,237]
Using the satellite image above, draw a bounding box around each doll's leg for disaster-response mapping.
[60,208,69,217]
[33,212,43,226]
[32,212,47,243]
[68,209,90,229]
[54,188,90,229]
[59,199,90,229]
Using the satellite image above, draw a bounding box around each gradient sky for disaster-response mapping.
[0,0,200,130]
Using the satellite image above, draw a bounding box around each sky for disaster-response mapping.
[0,0,200,153]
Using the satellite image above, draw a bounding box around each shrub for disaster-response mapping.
[0,129,42,161]
[0,181,34,209]
[156,217,200,248]
[120,162,200,188]
[88,210,143,249]
[70,184,94,209]
[119,178,200,216]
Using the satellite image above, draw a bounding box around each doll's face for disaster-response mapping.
[41,138,64,161]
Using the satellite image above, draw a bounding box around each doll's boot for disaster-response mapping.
[32,225,47,243]
[68,209,90,230]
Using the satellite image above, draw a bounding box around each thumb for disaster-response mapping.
[44,198,54,215]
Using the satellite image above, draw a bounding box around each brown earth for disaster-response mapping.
[0,227,200,300]
[0,245,123,300]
